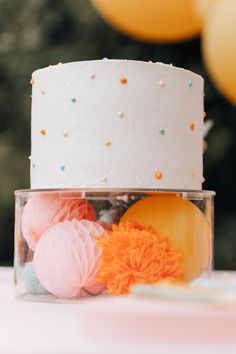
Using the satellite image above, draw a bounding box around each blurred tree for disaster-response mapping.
[0,0,235,268]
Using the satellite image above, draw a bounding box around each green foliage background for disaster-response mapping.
[0,0,235,267]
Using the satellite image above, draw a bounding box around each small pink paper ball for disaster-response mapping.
[33,219,106,298]
[21,193,96,250]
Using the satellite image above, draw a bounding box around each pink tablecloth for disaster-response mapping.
[1,267,236,354]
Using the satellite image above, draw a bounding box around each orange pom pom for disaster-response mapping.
[96,222,182,295]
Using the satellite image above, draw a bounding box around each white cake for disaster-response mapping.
[30,60,204,190]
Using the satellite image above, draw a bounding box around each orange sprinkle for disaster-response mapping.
[154,171,162,180]
[30,78,35,85]
[40,89,45,95]
[120,76,128,84]
[96,222,182,295]
[203,112,207,119]
[190,122,195,131]
[203,140,208,151]
[40,129,46,136]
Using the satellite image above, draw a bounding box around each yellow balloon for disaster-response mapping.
[202,0,236,104]
[195,0,218,23]
[121,196,210,282]
[91,0,201,43]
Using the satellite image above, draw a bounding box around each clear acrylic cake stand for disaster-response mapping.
[14,188,215,302]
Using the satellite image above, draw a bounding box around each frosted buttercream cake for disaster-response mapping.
[30,59,204,190]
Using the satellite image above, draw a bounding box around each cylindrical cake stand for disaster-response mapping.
[14,189,215,302]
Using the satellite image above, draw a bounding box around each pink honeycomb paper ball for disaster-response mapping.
[33,219,106,298]
[21,193,96,250]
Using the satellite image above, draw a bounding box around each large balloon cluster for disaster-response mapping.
[91,0,236,104]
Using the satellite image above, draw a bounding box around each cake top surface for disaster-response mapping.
[32,59,203,82]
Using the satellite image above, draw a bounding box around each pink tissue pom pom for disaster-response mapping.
[33,219,106,298]
[21,193,96,250]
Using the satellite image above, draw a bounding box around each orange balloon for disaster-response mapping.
[91,0,201,43]
[202,0,236,104]
[195,0,218,23]
[121,196,210,282]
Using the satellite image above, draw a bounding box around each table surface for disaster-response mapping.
[1,267,236,354]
